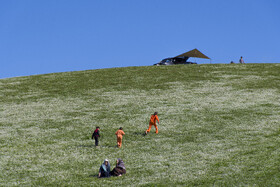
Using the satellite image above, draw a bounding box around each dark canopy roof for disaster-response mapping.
[176,48,210,59]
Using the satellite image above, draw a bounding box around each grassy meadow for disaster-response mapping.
[0,64,279,186]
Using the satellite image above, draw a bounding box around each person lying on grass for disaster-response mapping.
[110,158,126,177]
[98,159,110,178]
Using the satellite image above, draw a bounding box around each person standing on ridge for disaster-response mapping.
[92,126,100,146]
[115,127,125,148]
[146,112,160,134]
[239,56,245,64]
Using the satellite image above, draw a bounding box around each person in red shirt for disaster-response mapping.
[146,112,160,134]
[115,127,125,148]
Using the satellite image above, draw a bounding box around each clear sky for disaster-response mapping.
[1,0,279,79]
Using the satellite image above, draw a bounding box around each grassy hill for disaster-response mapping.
[0,64,279,186]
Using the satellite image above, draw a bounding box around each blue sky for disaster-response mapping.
[1,0,279,79]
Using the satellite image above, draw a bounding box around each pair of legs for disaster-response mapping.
[94,137,99,146]
[146,123,158,134]
[117,135,123,148]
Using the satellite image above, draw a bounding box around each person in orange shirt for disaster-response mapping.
[146,112,160,134]
[115,127,125,148]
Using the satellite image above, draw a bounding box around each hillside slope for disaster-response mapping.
[0,64,279,186]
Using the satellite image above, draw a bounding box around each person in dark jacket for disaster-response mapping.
[98,159,110,178]
[110,158,126,176]
[92,126,100,146]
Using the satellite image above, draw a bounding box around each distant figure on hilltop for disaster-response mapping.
[115,127,125,148]
[145,112,160,134]
[239,56,245,64]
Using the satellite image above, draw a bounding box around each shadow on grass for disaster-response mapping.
[132,131,146,136]
[89,174,98,178]
[77,144,119,149]
[77,144,95,148]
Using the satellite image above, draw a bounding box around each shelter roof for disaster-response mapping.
[176,48,210,59]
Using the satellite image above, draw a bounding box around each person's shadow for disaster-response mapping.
[77,144,119,149]
[132,131,146,136]
[89,174,98,178]
[77,144,95,148]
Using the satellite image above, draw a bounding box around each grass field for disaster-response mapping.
[0,64,279,186]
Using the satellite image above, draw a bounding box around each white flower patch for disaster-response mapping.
[0,96,91,125]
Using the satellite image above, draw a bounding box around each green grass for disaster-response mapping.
[0,64,279,186]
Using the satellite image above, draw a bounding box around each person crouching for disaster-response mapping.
[110,158,126,177]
